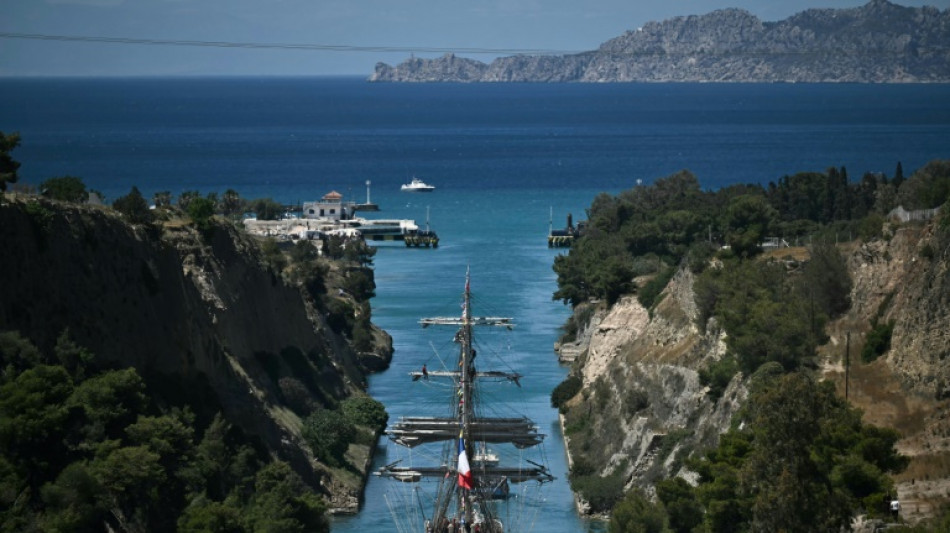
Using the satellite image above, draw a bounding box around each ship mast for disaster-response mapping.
[376,268,555,533]
[459,268,474,523]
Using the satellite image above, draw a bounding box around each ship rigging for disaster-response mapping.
[376,269,554,533]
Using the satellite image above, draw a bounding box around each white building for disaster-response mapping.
[302,191,352,221]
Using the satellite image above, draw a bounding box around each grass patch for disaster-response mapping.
[895,452,950,484]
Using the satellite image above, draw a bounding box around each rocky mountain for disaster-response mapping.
[0,196,392,512]
[370,0,950,82]
[555,212,950,523]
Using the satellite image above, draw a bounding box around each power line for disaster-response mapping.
[2,31,944,59]
[0,32,576,56]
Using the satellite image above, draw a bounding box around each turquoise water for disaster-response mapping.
[331,188,603,533]
[2,78,948,532]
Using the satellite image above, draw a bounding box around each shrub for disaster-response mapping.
[258,238,287,273]
[571,470,625,513]
[624,387,649,416]
[302,409,355,465]
[351,319,374,353]
[289,240,318,264]
[24,200,54,233]
[343,268,375,301]
[187,197,215,231]
[40,176,88,203]
[560,304,596,344]
[610,488,667,533]
[698,356,739,399]
[325,299,354,337]
[112,187,152,225]
[637,266,674,310]
[551,375,582,412]
[341,395,388,430]
[862,321,895,363]
[278,377,315,416]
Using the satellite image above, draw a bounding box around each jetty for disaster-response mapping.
[352,180,379,212]
[548,211,585,248]
[245,190,438,248]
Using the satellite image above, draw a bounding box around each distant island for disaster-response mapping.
[369,0,950,83]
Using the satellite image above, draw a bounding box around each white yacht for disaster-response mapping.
[400,177,435,192]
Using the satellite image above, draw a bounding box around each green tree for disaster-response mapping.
[693,372,906,533]
[723,194,777,257]
[188,196,216,231]
[343,267,376,301]
[288,240,318,265]
[220,189,244,217]
[178,190,202,211]
[0,365,73,479]
[259,237,288,273]
[862,320,895,363]
[39,462,105,531]
[898,160,950,210]
[40,176,89,203]
[340,395,388,429]
[0,330,43,382]
[243,461,328,533]
[250,198,284,221]
[53,328,94,379]
[67,368,148,444]
[153,191,172,208]
[655,477,702,533]
[125,413,196,475]
[801,241,852,318]
[91,445,166,532]
[608,488,667,533]
[112,186,153,224]
[189,414,258,501]
[301,409,355,466]
[177,495,245,533]
[551,375,582,412]
[893,161,905,189]
[0,131,21,192]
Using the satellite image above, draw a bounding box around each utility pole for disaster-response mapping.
[845,331,851,400]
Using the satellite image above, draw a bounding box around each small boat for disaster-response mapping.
[473,443,500,467]
[400,177,435,192]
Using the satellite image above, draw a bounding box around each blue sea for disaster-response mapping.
[2,78,949,532]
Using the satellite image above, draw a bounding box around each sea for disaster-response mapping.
[1,78,949,533]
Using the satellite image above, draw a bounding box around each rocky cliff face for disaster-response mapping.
[825,219,950,521]
[370,0,950,83]
[0,197,392,511]
[557,268,745,505]
[559,214,950,519]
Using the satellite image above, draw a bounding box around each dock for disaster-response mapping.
[248,188,438,247]
[548,212,585,248]
[243,217,438,248]
[352,180,379,211]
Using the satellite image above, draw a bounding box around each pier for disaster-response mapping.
[548,212,585,248]
[247,190,438,248]
[243,217,438,248]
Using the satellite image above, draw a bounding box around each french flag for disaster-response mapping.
[458,436,473,489]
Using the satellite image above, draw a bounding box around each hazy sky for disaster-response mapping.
[2,0,948,76]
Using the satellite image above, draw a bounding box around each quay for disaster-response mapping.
[248,190,438,248]
[548,212,585,248]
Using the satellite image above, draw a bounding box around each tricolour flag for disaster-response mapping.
[458,436,473,490]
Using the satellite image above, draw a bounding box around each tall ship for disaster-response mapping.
[376,270,555,533]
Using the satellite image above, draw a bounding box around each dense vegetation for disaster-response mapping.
[1,138,390,530]
[0,330,333,532]
[609,369,908,533]
[552,161,950,531]
[553,162,950,309]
